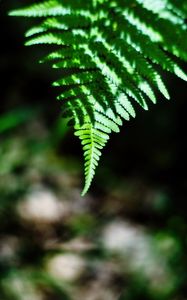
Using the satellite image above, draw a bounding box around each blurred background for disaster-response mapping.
[1,1,187,299]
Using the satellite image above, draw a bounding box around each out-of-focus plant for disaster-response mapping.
[0,115,187,299]
[0,108,35,134]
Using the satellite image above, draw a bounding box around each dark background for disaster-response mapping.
[1,1,187,299]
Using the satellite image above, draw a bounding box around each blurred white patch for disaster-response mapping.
[102,220,175,294]
[102,220,145,254]
[46,253,85,281]
[17,188,67,224]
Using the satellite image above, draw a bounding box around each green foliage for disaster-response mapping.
[0,108,36,134]
[9,0,187,195]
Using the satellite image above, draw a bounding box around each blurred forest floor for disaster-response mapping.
[1,1,187,300]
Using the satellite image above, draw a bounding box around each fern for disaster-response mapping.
[9,0,187,195]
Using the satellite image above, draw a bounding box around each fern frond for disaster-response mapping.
[75,118,109,196]
[9,0,187,194]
